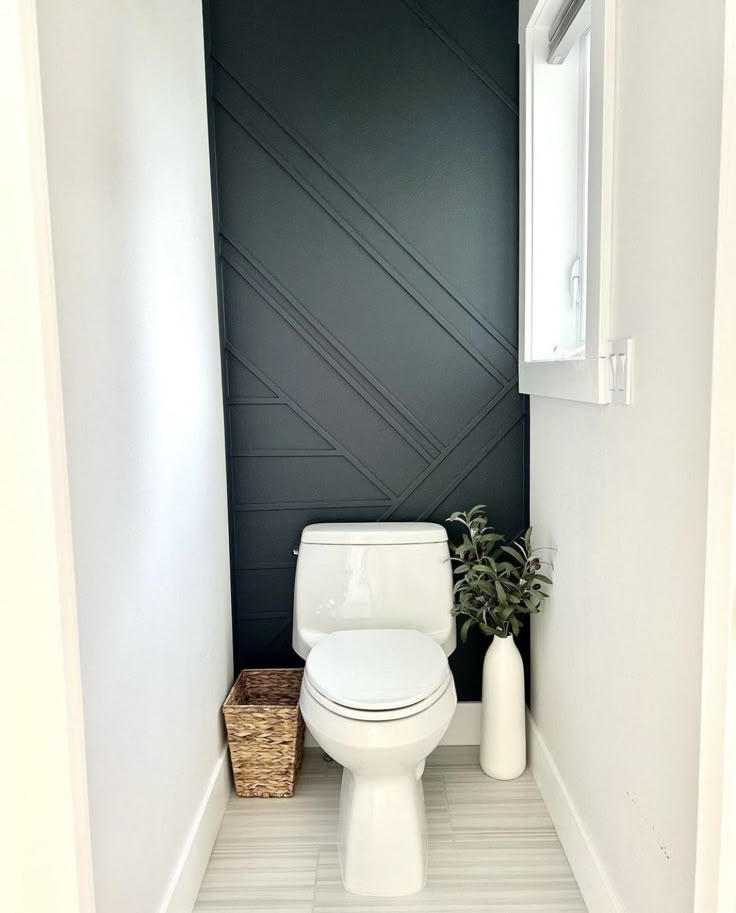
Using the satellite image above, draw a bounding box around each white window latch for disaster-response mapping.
[605,338,633,405]
[570,257,581,310]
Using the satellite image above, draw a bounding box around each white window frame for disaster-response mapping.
[519,0,616,403]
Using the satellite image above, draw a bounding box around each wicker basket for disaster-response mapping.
[223,668,305,798]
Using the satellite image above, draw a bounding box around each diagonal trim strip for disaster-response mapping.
[417,414,525,520]
[221,238,441,460]
[379,380,519,520]
[228,396,282,405]
[215,100,509,386]
[401,0,519,116]
[212,59,518,359]
[224,340,396,499]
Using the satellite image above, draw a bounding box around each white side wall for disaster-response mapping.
[35,3,233,913]
[0,3,94,911]
[694,7,736,910]
[529,2,726,912]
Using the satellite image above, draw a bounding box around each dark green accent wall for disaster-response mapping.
[206,0,526,700]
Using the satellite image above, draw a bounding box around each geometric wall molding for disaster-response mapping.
[207,0,525,699]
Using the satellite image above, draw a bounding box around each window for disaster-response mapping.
[519,0,618,403]
[530,21,590,361]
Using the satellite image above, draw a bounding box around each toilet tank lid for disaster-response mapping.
[300,522,448,545]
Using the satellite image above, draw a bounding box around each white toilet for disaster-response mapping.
[292,521,457,897]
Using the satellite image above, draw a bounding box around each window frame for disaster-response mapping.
[518,0,616,403]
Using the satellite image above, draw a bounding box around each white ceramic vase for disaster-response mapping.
[479,634,526,779]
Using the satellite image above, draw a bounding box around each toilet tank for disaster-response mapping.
[292,522,456,659]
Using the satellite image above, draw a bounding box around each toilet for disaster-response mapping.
[292,522,457,896]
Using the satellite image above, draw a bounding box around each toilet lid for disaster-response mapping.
[304,629,450,711]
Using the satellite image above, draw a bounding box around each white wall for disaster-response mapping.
[1,3,94,911]
[528,2,727,912]
[694,7,736,910]
[35,3,233,913]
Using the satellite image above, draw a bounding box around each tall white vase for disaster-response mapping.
[479,635,526,779]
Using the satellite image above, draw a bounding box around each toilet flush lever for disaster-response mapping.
[292,545,300,557]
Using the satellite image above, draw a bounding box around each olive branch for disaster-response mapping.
[447,505,554,641]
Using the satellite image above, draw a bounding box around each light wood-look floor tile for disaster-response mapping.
[444,769,557,836]
[196,846,318,912]
[214,776,340,848]
[194,748,586,912]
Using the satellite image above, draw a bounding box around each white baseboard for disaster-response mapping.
[158,746,231,913]
[304,700,482,748]
[440,700,482,744]
[152,710,626,913]
[527,712,624,913]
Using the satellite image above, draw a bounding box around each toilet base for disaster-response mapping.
[338,767,427,896]
[297,672,457,897]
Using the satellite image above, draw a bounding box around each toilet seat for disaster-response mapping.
[303,628,451,721]
[303,671,453,721]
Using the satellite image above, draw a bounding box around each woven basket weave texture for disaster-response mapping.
[223,668,305,798]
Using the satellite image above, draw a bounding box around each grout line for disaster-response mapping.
[440,773,454,842]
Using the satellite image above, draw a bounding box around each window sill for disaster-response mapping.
[519,355,607,403]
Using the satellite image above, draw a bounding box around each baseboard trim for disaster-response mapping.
[527,711,624,913]
[153,711,625,913]
[158,746,231,913]
[440,700,482,744]
[304,700,482,748]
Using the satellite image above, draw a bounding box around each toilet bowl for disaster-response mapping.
[300,628,457,896]
[292,521,457,896]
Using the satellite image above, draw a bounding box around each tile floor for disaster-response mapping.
[194,746,587,912]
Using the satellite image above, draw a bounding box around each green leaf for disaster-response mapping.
[459,617,474,644]
[446,507,552,634]
[499,545,525,563]
[478,622,498,637]
[477,532,504,545]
